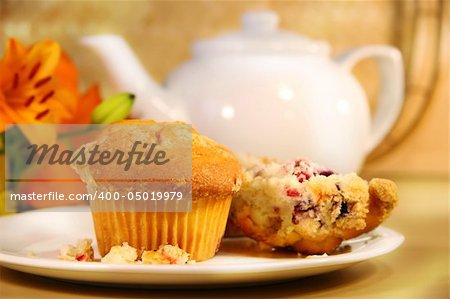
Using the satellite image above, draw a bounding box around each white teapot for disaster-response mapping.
[82,11,404,173]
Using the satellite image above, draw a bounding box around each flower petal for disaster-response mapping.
[0,39,25,89]
[0,92,34,129]
[2,39,26,68]
[0,60,14,90]
[55,52,78,95]
[68,85,101,123]
[24,40,61,82]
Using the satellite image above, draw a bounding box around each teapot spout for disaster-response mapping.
[81,35,188,121]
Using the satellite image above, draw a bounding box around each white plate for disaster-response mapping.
[0,206,404,287]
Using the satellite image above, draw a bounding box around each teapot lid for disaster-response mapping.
[192,11,330,57]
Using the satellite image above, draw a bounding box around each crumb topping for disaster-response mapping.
[285,159,336,183]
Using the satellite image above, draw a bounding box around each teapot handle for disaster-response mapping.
[335,46,404,153]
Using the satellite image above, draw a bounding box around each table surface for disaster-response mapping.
[1,176,448,298]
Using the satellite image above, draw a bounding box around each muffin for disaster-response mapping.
[224,213,245,237]
[230,156,398,254]
[73,120,241,261]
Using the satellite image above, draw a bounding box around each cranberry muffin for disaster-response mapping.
[230,156,398,254]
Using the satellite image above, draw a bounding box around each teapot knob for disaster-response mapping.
[242,11,279,34]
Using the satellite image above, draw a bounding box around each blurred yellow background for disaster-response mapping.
[0,0,448,176]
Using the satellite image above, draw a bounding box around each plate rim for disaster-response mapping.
[0,207,405,275]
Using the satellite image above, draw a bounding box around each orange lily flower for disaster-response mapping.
[0,38,101,131]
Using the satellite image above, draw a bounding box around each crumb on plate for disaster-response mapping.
[101,242,138,264]
[59,239,94,262]
[58,240,195,265]
[305,253,329,259]
[26,250,36,257]
[142,244,194,264]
